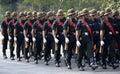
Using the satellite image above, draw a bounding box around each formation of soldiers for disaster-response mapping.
[1,7,120,71]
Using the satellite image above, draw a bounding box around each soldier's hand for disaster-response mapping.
[14,37,17,41]
[32,37,36,42]
[76,40,81,47]
[1,35,4,40]
[54,37,59,43]
[65,37,69,44]
[8,36,12,40]
[25,37,29,42]
[43,38,47,43]
[100,40,104,46]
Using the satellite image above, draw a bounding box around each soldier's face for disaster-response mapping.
[12,15,18,20]
[108,13,112,17]
[48,16,54,20]
[58,15,64,19]
[20,16,25,20]
[30,16,33,20]
[6,15,11,19]
[69,14,75,18]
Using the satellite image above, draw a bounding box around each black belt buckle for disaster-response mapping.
[20,32,23,34]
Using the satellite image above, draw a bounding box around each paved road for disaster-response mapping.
[0,43,120,74]
[0,31,120,74]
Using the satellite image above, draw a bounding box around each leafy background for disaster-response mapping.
[0,0,120,23]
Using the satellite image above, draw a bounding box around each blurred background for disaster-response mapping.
[0,0,120,23]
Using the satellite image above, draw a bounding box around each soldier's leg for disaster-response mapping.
[86,40,98,70]
[29,42,33,58]
[66,43,72,69]
[16,40,21,61]
[77,45,85,71]
[116,36,120,63]
[21,40,25,57]
[95,40,101,64]
[54,42,61,67]
[9,39,15,60]
[44,34,52,65]
[44,43,50,65]
[24,42,30,63]
[102,43,108,69]
[118,39,120,62]
[2,38,8,59]
[109,39,119,69]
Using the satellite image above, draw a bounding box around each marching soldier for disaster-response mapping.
[112,10,120,63]
[64,8,77,69]
[100,8,119,69]
[32,12,44,64]
[52,9,66,67]
[76,8,97,71]
[14,12,25,61]
[89,9,101,64]
[43,11,54,65]
[28,11,37,57]
[1,11,11,59]
[23,12,33,63]
[8,12,18,60]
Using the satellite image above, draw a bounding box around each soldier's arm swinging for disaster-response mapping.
[75,30,81,54]
[99,29,104,53]
[23,29,28,38]
[14,29,17,37]
[32,29,36,37]
[7,26,10,37]
[42,30,46,50]
[64,26,69,50]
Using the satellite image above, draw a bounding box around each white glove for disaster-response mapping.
[1,35,4,40]
[76,40,81,47]
[43,38,47,43]
[54,37,59,43]
[14,37,17,41]
[32,37,36,42]
[8,36,12,40]
[65,37,69,44]
[25,37,29,42]
[100,40,104,46]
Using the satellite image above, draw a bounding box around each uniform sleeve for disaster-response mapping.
[32,23,37,29]
[52,21,57,30]
[24,23,28,30]
[43,22,47,31]
[8,22,12,29]
[1,21,5,28]
[100,22,105,30]
[63,20,69,30]
[14,23,18,29]
[76,21,82,31]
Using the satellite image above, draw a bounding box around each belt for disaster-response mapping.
[82,32,89,36]
[69,32,75,35]
[37,32,42,34]
[93,31,99,34]
[59,32,64,34]
[20,32,23,34]
[47,32,52,34]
